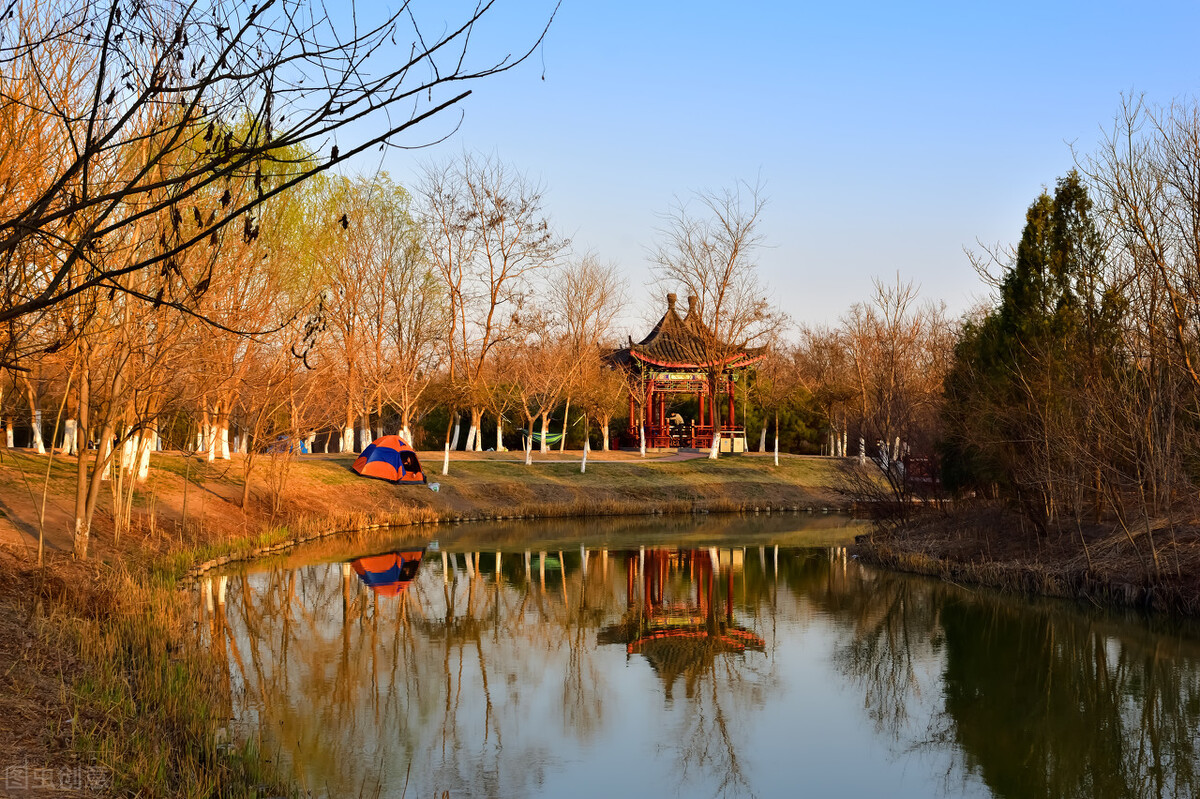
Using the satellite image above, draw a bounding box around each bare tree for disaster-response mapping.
[0,0,557,368]
[650,181,782,458]
[551,255,627,459]
[418,154,566,473]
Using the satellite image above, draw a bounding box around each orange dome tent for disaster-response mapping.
[352,435,426,484]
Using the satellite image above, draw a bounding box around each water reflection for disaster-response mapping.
[599,548,765,701]
[349,549,425,597]
[195,527,1200,799]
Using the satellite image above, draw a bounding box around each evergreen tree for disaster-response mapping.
[941,171,1117,529]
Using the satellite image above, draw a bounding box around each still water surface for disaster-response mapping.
[198,515,1200,799]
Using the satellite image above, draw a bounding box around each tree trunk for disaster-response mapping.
[62,419,78,455]
[774,410,780,467]
[136,427,154,482]
[496,416,505,452]
[601,414,610,451]
[442,412,458,475]
[580,417,589,474]
[524,413,535,465]
[450,412,461,451]
[24,381,45,454]
[218,409,231,460]
[539,413,549,454]
[465,407,480,452]
[73,358,90,558]
[5,418,14,448]
[400,404,412,444]
[204,406,216,462]
[708,378,720,460]
[560,397,570,451]
[759,423,768,452]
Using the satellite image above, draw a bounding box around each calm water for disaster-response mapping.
[197,515,1200,799]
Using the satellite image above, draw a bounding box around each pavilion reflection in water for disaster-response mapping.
[599,548,765,699]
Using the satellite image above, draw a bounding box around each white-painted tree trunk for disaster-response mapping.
[892,436,901,461]
[539,413,549,454]
[496,419,505,452]
[759,424,768,452]
[524,419,534,465]
[708,433,720,460]
[464,424,477,452]
[639,424,645,457]
[31,409,45,454]
[358,420,371,449]
[136,431,153,482]
[774,432,780,467]
[219,421,230,460]
[305,431,316,453]
[842,430,848,458]
[120,435,135,476]
[580,437,589,473]
[342,426,355,453]
[602,420,610,452]
[400,426,411,445]
[442,442,450,475]
[450,414,461,451]
[6,419,15,449]
[858,436,866,464]
[232,434,240,454]
[62,419,77,455]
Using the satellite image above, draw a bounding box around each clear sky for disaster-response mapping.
[355,0,1200,333]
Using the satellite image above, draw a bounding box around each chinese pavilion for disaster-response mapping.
[609,293,763,451]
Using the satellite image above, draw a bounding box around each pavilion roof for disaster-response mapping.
[609,293,765,371]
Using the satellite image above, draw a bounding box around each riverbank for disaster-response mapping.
[854,505,1200,616]
[0,448,842,796]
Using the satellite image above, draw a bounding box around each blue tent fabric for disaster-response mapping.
[352,435,426,483]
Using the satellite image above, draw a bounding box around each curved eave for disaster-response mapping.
[630,350,763,370]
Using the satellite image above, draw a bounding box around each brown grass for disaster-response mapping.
[855,505,1200,615]
[0,449,844,796]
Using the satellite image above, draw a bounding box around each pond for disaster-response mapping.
[196,514,1200,799]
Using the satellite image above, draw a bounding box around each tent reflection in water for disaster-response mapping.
[349,550,426,597]
[352,435,426,484]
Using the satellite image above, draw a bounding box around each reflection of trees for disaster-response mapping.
[201,540,1200,799]
[823,561,1200,799]
[210,547,636,798]
[597,548,773,798]
[939,599,1200,799]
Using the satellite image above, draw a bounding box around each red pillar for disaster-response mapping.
[659,391,666,432]
[628,390,636,433]
[646,382,654,438]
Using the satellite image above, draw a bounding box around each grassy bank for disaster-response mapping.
[0,449,842,796]
[854,505,1200,616]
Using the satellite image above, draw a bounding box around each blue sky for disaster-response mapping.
[354,0,1200,332]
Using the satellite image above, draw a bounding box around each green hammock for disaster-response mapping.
[519,428,563,445]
